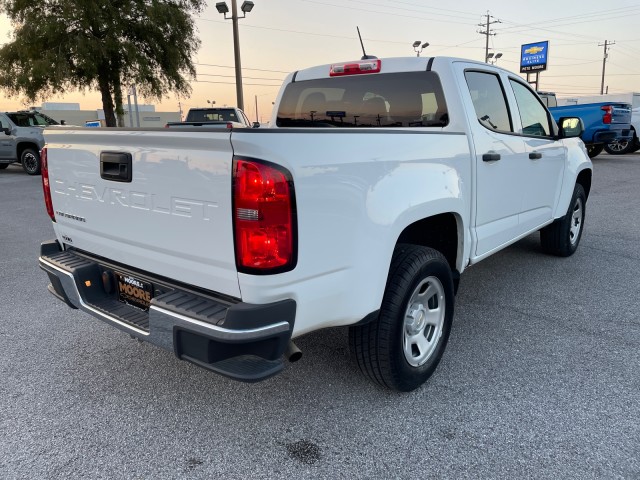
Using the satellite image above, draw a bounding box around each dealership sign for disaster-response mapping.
[520,41,549,73]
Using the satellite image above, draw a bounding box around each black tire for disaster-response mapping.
[0,163,9,170]
[604,134,638,155]
[586,144,603,158]
[21,148,41,175]
[540,183,586,257]
[349,244,454,392]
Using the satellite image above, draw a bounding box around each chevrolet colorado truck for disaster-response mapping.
[39,57,592,392]
[0,110,59,175]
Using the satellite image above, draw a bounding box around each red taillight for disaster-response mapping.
[601,105,612,124]
[233,158,296,272]
[227,122,233,129]
[41,147,55,222]
[330,59,381,76]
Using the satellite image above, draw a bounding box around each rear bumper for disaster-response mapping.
[39,240,296,382]
[592,128,632,144]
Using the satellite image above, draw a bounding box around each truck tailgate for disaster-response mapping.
[44,129,240,298]
[609,103,632,124]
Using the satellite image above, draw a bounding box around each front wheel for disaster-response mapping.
[349,245,454,392]
[540,183,586,257]
[21,148,41,175]
[586,144,604,158]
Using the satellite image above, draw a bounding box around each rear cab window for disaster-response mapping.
[464,71,513,133]
[276,72,449,128]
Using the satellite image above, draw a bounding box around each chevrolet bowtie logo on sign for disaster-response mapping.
[520,41,549,73]
[524,46,545,55]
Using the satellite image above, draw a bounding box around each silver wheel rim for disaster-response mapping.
[570,196,583,246]
[608,140,628,152]
[23,153,38,173]
[402,276,445,367]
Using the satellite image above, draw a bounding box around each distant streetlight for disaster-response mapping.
[487,52,503,65]
[207,99,216,106]
[412,40,429,57]
[215,1,255,110]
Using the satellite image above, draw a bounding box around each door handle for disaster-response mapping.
[100,152,132,182]
[482,153,501,162]
[529,152,542,160]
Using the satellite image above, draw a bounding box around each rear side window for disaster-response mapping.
[464,71,512,133]
[276,72,448,128]
[7,113,32,127]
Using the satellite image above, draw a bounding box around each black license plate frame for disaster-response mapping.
[115,272,154,311]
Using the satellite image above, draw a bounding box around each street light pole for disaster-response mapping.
[216,1,254,111]
[231,0,244,110]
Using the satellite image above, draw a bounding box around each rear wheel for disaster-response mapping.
[604,133,638,155]
[586,144,603,158]
[349,245,454,392]
[21,148,41,175]
[540,183,586,257]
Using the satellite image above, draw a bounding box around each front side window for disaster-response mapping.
[464,71,512,132]
[510,80,552,137]
[276,72,448,128]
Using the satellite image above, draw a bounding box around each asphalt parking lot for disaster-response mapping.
[1,154,638,479]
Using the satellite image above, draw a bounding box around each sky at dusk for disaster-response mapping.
[1,0,639,122]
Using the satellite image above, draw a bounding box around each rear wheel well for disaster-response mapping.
[576,169,592,200]
[396,213,459,272]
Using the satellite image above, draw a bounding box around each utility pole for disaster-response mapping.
[478,11,500,63]
[599,40,614,95]
[230,0,244,110]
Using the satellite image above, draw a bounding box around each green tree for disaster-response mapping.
[0,0,205,126]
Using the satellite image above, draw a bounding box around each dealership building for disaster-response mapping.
[34,102,181,127]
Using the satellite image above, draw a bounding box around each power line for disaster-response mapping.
[194,79,281,87]
[297,0,477,26]
[196,72,282,82]
[194,62,290,74]
[496,6,640,39]
[343,0,479,21]
[385,0,480,19]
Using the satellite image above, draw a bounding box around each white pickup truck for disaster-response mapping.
[39,56,592,391]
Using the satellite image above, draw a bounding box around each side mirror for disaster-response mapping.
[558,117,583,139]
[252,122,260,128]
[60,120,66,126]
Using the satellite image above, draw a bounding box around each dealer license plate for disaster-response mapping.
[115,273,153,311]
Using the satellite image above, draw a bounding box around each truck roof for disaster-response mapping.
[292,56,510,82]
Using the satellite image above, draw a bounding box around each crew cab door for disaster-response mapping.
[458,67,528,257]
[506,78,565,232]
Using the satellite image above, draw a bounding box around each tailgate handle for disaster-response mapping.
[100,152,132,182]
